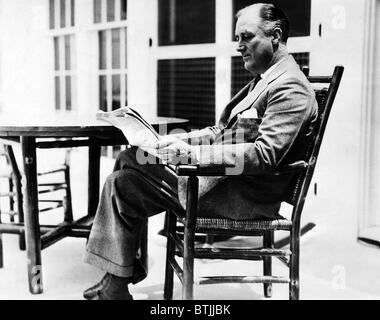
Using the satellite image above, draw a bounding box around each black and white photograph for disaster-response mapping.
[0,0,379,304]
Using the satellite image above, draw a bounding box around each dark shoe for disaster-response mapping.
[83,273,133,300]
[83,273,110,299]
[89,290,133,300]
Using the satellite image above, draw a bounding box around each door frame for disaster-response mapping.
[358,0,380,247]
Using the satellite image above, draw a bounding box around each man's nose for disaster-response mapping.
[236,42,245,53]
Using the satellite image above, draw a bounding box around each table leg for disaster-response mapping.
[88,139,101,217]
[21,136,43,294]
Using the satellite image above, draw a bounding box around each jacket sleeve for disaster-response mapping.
[196,77,317,175]
[170,126,222,145]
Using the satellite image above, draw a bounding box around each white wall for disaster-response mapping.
[126,0,156,118]
[0,0,53,116]
[302,0,366,236]
[358,0,380,235]
[75,0,98,116]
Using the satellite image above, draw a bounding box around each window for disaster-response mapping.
[231,56,250,98]
[50,0,75,29]
[157,0,216,128]
[49,0,76,111]
[94,0,128,112]
[94,0,127,24]
[93,0,128,157]
[158,0,216,46]
[158,58,216,129]
[232,0,311,39]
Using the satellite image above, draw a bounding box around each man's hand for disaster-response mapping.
[156,134,182,146]
[154,136,198,165]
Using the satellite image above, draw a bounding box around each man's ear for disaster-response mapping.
[272,27,282,46]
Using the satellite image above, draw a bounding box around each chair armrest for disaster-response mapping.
[272,161,308,176]
[176,165,232,176]
[176,160,308,177]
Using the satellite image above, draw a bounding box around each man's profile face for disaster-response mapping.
[235,10,274,76]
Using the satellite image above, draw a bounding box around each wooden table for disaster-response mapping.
[0,113,188,294]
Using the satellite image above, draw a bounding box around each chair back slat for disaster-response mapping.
[285,89,327,205]
[308,76,333,83]
[285,66,344,221]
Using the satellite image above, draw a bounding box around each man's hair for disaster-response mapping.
[236,3,290,44]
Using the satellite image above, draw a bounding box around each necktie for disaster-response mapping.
[248,74,262,92]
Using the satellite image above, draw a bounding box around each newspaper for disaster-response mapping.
[96,107,161,154]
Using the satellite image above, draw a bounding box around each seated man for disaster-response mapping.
[83,3,317,300]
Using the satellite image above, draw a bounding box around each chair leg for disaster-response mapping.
[158,210,169,237]
[0,146,4,266]
[63,165,73,222]
[0,234,3,268]
[164,210,176,300]
[183,222,195,300]
[182,176,198,300]
[14,175,26,251]
[0,212,3,268]
[8,178,15,222]
[263,231,274,298]
[4,145,26,251]
[289,232,300,300]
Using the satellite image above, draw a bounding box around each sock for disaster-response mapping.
[108,273,132,290]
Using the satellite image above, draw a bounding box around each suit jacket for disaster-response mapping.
[178,55,318,220]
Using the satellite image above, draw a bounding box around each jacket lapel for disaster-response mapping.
[226,55,294,125]
[227,78,268,123]
[218,78,256,128]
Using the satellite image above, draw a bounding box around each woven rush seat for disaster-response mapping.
[178,216,292,231]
